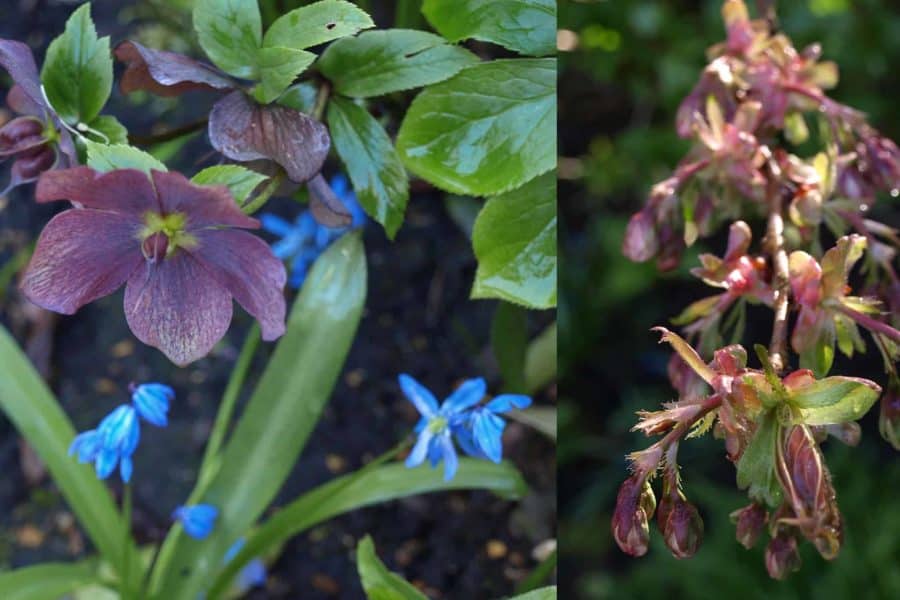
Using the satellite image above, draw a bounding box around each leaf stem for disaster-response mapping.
[241,174,284,215]
[836,303,900,343]
[312,81,331,121]
[765,177,790,374]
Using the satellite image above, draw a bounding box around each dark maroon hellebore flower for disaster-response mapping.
[21,167,286,365]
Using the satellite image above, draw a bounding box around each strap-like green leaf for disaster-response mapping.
[149,232,367,600]
[0,327,134,579]
[40,3,113,124]
[357,535,428,600]
[0,563,102,600]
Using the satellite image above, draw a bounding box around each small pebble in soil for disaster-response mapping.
[15,524,44,548]
[93,378,117,395]
[310,573,340,595]
[486,539,508,559]
[324,454,346,473]
[110,339,134,358]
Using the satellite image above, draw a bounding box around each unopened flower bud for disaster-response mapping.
[0,116,44,150]
[611,474,655,557]
[765,532,801,580]
[622,209,658,263]
[658,491,704,559]
[879,384,900,451]
[730,503,768,549]
[12,146,55,181]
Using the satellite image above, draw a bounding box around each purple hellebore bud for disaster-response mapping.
[879,384,900,451]
[622,208,658,263]
[0,115,44,152]
[658,490,704,559]
[731,503,768,549]
[611,473,656,557]
[21,167,287,366]
[765,532,802,580]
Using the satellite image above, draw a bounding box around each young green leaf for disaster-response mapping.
[472,172,556,308]
[492,301,528,393]
[86,115,128,145]
[357,536,427,600]
[193,0,262,78]
[251,46,316,104]
[264,0,375,50]
[149,233,367,600]
[40,3,113,124]
[318,29,478,98]
[423,0,556,57]
[788,376,881,426]
[191,165,269,204]
[85,141,167,174]
[735,409,783,508]
[328,97,408,238]
[397,58,556,196]
[0,563,100,600]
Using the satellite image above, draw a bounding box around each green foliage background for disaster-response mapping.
[558,1,900,598]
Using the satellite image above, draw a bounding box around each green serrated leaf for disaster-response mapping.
[397,58,556,196]
[252,46,317,104]
[277,82,319,113]
[789,376,881,425]
[264,0,374,50]
[735,409,783,508]
[191,165,268,204]
[85,141,167,174]
[193,0,261,78]
[86,115,128,145]
[471,172,556,308]
[423,0,556,57]
[357,536,428,600]
[328,97,409,238]
[318,29,478,98]
[40,3,113,124]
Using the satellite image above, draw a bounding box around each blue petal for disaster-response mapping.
[121,416,141,457]
[405,429,432,468]
[225,538,245,562]
[441,378,486,415]
[330,174,349,199]
[427,434,444,467]
[271,234,303,260]
[452,422,484,459]
[69,430,102,463]
[485,394,532,414]
[440,433,458,481]
[132,383,172,427]
[98,405,139,450]
[473,412,506,463]
[120,456,133,483]
[259,213,293,237]
[238,559,267,589]
[398,374,439,418]
[95,447,119,479]
[174,504,218,540]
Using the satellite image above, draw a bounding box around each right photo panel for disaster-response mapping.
[559,1,899,598]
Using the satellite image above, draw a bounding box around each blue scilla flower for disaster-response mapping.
[69,404,140,482]
[260,174,366,289]
[224,539,267,591]
[173,504,218,540]
[400,374,490,481]
[130,382,174,427]
[456,394,532,463]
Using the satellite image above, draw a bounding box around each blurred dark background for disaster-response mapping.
[558,1,900,598]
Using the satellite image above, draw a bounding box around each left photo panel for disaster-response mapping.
[0,1,557,599]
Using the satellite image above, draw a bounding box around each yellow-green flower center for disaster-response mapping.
[139,212,197,260]
[427,416,448,434]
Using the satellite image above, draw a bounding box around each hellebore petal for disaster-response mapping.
[441,378,487,415]
[4,146,57,193]
[307,174,353,228]
[124,252,233,366]
[115,41,236,97]
[209,90,330,183]
[173,504,219,540]
[21,209,144,314]
[399,374,440,418]
[190,229,287,341]
[132,383,174,427]
[6,84,42,116]
[0,40,46,113]
[36,167,160,215]
[151,170,259,229]
[0,116,46,157]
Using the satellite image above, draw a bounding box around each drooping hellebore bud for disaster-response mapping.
[658,490,704,559]
[12,146,55,181]
[622,208,658,263]
[611,473,656,557]
[765,532,802,580]
[730,503,768,549]
[0,116,44,150]
[141,232,169,263]
[879,383,900,451]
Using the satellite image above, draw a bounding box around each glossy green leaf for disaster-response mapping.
[278,82,318,113]
[0,563,102,600]
[512,587,558,600]
[472,172,557,308]
[492,301,528,393]
[396,58,556,196]
[524,321,556,393]
[193,0,261,78]
[318,29,478,98]
[87,115,128,145]
[252,46,316,104]
[0,327,134,578]
[191,165,269,204]
[209,459,528,596]
[40,3,113,124]
[422,0,556,57]
[507,406,556,440]
[150,233,367,600]
[735,409,782,508]
[789,376,881,426]
[264,0,374,50]
[85,141,167,174]
[357,536,427,600]
[328,97,408,238]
